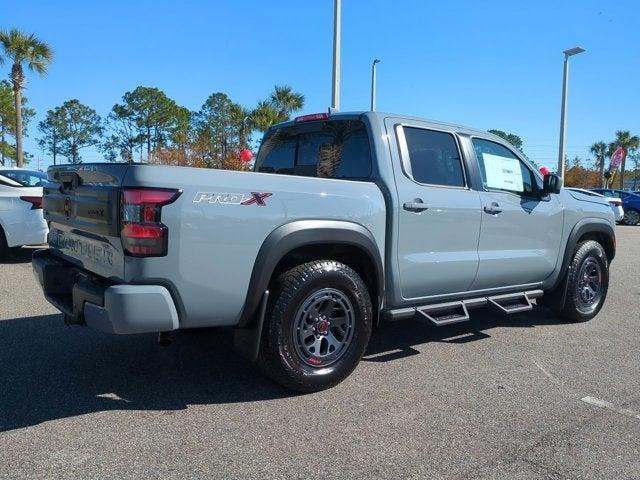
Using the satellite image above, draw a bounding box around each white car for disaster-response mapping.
[566,188,624,222]
[0,168,49,253]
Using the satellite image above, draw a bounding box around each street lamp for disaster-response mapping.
[557,46,586,178]
[331,0,341,111]
[370,59,381,111]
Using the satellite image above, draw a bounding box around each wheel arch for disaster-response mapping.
[236,220,384,329]
[545,218,615,308]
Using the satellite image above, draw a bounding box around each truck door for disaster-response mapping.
[468,137,564,290]
[385,118,482,300]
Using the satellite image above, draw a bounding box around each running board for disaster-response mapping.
[417,301,470,326]
[488,292,535,315]
[384,290,544,324]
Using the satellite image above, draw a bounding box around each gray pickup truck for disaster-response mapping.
[33,111,616,392]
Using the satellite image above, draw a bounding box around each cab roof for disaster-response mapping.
[276,111,503,142]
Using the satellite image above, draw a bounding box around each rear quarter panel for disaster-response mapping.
[0,186,47,247]
[122,165,386,327]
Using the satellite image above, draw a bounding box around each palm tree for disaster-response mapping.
[250,101,282,132]
[590,141,608,188]
[229,104,252,148]
[0,29,53,167]
[608,130,640,189]
[270,85,304,122]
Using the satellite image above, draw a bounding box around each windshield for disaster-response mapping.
[0,170,47,187]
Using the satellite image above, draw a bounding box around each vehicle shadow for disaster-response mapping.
[0,306,569,432]
[0,313,287,432]
[364,306,567,362]
[0,246,40,264]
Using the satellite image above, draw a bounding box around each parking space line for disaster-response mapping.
[581,396,640,420]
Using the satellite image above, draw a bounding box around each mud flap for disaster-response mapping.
[233,291,269,362]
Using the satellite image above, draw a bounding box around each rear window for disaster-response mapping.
[255,120,372,179]
[0,170,47,187]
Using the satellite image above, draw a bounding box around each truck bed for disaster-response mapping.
[43,163,386,328]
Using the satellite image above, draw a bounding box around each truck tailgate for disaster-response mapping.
[44,164,129,281]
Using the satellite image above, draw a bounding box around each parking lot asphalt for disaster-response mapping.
[0,227,639,479]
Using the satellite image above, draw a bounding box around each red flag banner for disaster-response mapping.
[610,146,627,169]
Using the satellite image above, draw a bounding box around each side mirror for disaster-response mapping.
[543,173,562,195]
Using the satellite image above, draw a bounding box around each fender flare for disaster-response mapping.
[547,218,615,306]
[561,218,615,277]
[236,220,384,328]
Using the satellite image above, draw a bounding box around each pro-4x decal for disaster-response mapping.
[193,192,272,206]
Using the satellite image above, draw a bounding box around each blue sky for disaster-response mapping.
[4,0,639,169]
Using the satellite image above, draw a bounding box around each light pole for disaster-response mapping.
[370,59,380,111]
[331,0,341,111]
[557,46,585,178]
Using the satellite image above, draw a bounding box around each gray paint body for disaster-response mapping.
[38,112,615,333]
[122,165,386,327]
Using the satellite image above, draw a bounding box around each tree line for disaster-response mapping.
[0,28,304,169]
[36,84,304,168]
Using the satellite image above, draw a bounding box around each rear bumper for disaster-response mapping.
[32,249,179,334]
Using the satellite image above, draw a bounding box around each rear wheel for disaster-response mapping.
[623,208,639,226]
[258,260,373,393]
[555,240,609,322]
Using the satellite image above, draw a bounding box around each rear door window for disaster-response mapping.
[255,120,372,179]
[401,127,465,187]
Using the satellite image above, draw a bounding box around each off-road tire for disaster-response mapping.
[258,260,373,393]
[555,240,609,322]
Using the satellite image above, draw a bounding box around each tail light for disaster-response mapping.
[612,200,622,207]
[20,196,43,209]
[120,188,181,257]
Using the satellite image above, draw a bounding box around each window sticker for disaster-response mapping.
[482,153,523,192]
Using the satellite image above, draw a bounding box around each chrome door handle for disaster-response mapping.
[403,200,429,212]
[483,202,503,214]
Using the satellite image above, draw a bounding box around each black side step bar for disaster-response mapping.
[417,301,470,326]
[488,292,534,315]
[384,290,544,325]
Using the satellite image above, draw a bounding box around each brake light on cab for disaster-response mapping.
[294,112,330,122]
[120,188,181,257]
[20,196,43,209]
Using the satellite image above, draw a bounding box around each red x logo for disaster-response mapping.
[241,192,272,206]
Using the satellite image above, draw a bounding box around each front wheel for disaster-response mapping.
[258,260,373,393]
[555,240,609,322]
[623,208,640,226]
